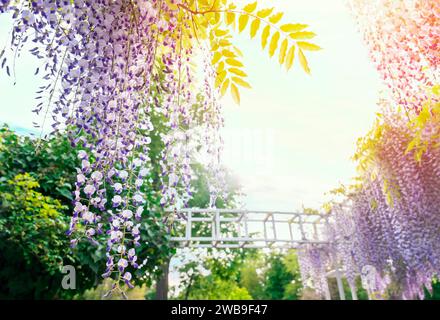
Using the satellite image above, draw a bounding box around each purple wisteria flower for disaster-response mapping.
[0,0,227,293]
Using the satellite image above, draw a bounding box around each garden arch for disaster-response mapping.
[164,208,355,300]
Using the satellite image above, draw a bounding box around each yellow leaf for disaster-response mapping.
[214,29,228,37]
[269,12,284,24]
[417,105,430,125]
[225,58,243,67]
[231,83,240,104]
[280,23,308,32]
[222,49,235,58]
[268,31,280,57]
[166,0,179,10]
[278,39,288,64]
[206,12,220,25]
[290,31,316,40]
[212,51,222,64]
[370,199,378,210]
[297,41,322,51]
[257,8,274,18]
[243,1,257,13]
[215,12,222,24]
[229,68,247,77]
[226,12,235,25]
[415,148,425,163]
[261,25,270,49]
[199,17,209,29]
[211,42,219,51]
[220,78,229,96]
[217,68,226,80]
[250,18,260,38]
[219,39,231,46]
[232,76,251,89]
[405,137,419,154]
[298,48,310,74]
[233,46,243,57]
[285,45,295,70]
[217,61,225,73]
[238,14,249,33]
[215,70,226,87]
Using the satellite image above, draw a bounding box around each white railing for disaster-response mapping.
[164,208,357,300]
[167,208,330,249]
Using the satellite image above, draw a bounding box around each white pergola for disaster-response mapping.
[166,208,357,300]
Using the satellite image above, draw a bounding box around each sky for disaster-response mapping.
[0,0,384,212]
[219,0,383,211]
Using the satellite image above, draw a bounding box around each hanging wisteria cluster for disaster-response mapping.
[0,0,225,291]
[300,0,440,300]
[334,101,440,299]
[299,101,439,299]
[297,0,439,300]
[348,0,439,111]
[297,244,332,299]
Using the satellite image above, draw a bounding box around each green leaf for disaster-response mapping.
[56,188,73,200]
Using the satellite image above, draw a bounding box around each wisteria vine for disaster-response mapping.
[296,0,439,300]
[348,0,439,111]
[299,0,440,300]
[0,0,227,293]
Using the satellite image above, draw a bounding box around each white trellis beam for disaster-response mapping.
[168,209,329,249]
[166,208,359,300]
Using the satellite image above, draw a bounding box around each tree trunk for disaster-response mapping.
[184,274,194,300]
[155,259,170,300]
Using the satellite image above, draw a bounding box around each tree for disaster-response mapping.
[0,125,169,298]
[424,279,440,300]
[238,250,304,300]
[182,276,252,300]
[0,116,242,299]
[282,251,303,300]
[239,253,265,299]
[263,253,294,300]
[0,127,99,299]
[173,248,252,300]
